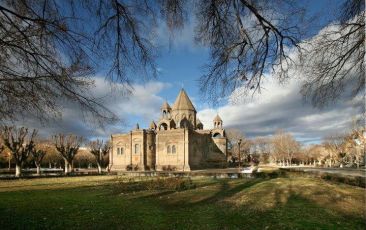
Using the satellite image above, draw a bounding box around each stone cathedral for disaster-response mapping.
[109,89,227,171]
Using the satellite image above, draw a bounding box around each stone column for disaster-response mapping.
[155,132,160,171]
[183,128,191,171]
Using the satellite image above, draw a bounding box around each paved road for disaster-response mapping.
[281,166,366,177]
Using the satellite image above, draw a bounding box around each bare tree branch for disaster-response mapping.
[195,0,304,101]
[300,0,365,107]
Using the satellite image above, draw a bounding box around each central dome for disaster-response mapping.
[172,89,196,111]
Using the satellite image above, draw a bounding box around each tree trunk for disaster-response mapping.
[64,160,69,174]
[356,153,360,168]
[36,164,41,175]
[70,160,74,173]
[97,163,102,174]
[15,163,21,177]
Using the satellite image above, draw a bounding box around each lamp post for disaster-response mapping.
[238,139,242,171]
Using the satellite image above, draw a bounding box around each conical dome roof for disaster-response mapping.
[172,89,196,111]
[213,114,222,122]
[161,101,171,110]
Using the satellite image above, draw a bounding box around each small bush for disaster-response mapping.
[253,170,286,179]
[126,164,140,171]
[162,165,177,171]
[320,173,365,188]
[111,177,196,194]
[145,177,195,191]
[126,164,133,171]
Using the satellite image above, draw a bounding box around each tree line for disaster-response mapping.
[226,127,365,168]
[0,126,110,177]
[1,125,364,177]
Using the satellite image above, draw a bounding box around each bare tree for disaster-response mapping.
[300,0,365,107]
[323,134,345,167]
[0,126,37,177]
[1,0,361,125]
[30,148,46,175]
[0,0,179,124]
[272,130,300,166]
[252,137,272,164]
[53,134,82,174]
[226,128,251,163]
[0,0,306,123]
[343,127,365,168]
[74,149,94,169]
[88,139,110,174]
[42,143,62,169]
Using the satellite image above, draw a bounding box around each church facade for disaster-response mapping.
[109,89,227,171]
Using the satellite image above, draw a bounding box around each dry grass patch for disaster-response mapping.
[222,177,366,218]
[0,175,117,192]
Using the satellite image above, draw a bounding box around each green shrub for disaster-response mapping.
[162,165,177,171]
[112,177,196,194]
[145,177,195,191]
[320,173,365,188]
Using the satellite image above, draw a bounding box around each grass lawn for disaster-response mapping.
[0,175,365,230]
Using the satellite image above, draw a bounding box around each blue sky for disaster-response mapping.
[21,0,362,145]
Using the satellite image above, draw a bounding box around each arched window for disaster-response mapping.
[134,144,140,154]
[167,145,171,153]
[172,145,176,153]
[213,132,222,138]
[160,123,168,130]
[180,118,190,129]
[117,148,120,155]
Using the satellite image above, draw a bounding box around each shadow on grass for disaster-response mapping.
[1,177,365,230]
[223,193,366,230]
[131,178,271,210]
[192,178,268,206]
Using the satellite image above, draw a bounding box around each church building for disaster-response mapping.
[109,89,227,171]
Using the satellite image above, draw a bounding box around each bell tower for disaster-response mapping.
[161,101,171,119]
[213,114,223,129]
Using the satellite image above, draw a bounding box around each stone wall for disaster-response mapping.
[189,130,227,169]
[110,130,145,171]
[155,129,190,171]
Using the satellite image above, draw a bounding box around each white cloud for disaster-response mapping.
[197,76,361,144]
[196,20,364,144]
[15,78,170,141]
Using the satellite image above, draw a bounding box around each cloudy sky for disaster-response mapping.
[18,0,362,144]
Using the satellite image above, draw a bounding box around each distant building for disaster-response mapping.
[109,89,227,171]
